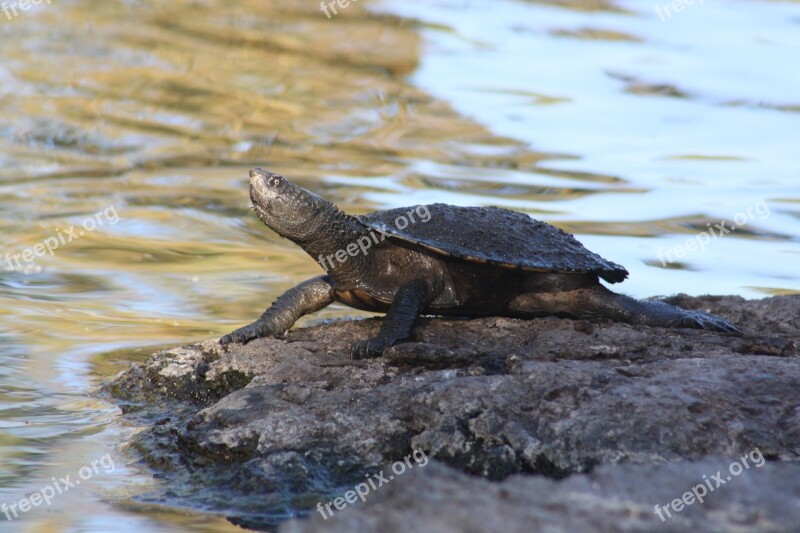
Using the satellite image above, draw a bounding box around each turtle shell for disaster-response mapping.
[358,204,628,284]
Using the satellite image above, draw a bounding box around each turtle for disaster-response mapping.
[220,168,740,359]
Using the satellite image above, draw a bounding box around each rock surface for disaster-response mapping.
[280,460,800,533]
[106,294,800,531]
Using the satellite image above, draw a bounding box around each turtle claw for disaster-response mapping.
[220,324,263,346]
[350,338,390,360]
[680,310,741,334]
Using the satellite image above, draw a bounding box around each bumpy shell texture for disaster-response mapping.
[359,204,628,284]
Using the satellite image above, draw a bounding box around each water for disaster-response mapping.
[0,0,798,530]
[376,0,800,298]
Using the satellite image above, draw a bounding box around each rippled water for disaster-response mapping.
[1,0,798,530]
[377,0,800,298]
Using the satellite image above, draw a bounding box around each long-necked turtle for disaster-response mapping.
[220,168,739,359]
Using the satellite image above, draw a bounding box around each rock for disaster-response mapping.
[104,294,800,531]
[279,460,800,533]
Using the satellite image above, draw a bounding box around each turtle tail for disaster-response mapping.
[583,286,741,334]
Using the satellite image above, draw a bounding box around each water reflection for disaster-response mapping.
[0,0,798,530]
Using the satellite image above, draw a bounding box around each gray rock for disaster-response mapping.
[104,294,800,531]
[279,460,800,533]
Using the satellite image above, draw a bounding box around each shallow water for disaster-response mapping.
[0,0,798,530]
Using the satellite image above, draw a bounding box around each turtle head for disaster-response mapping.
[248,168,371,278]
[248,168,333,242]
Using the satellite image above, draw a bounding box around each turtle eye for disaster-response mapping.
[267,175,283,188]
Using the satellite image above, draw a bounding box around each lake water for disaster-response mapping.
[0,0,798,530]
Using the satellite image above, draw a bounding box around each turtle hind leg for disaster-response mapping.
[583,285,741,334]
[507,283,739,333]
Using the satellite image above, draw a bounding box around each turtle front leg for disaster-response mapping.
[351,279,432,360]
[220,275,334,345]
